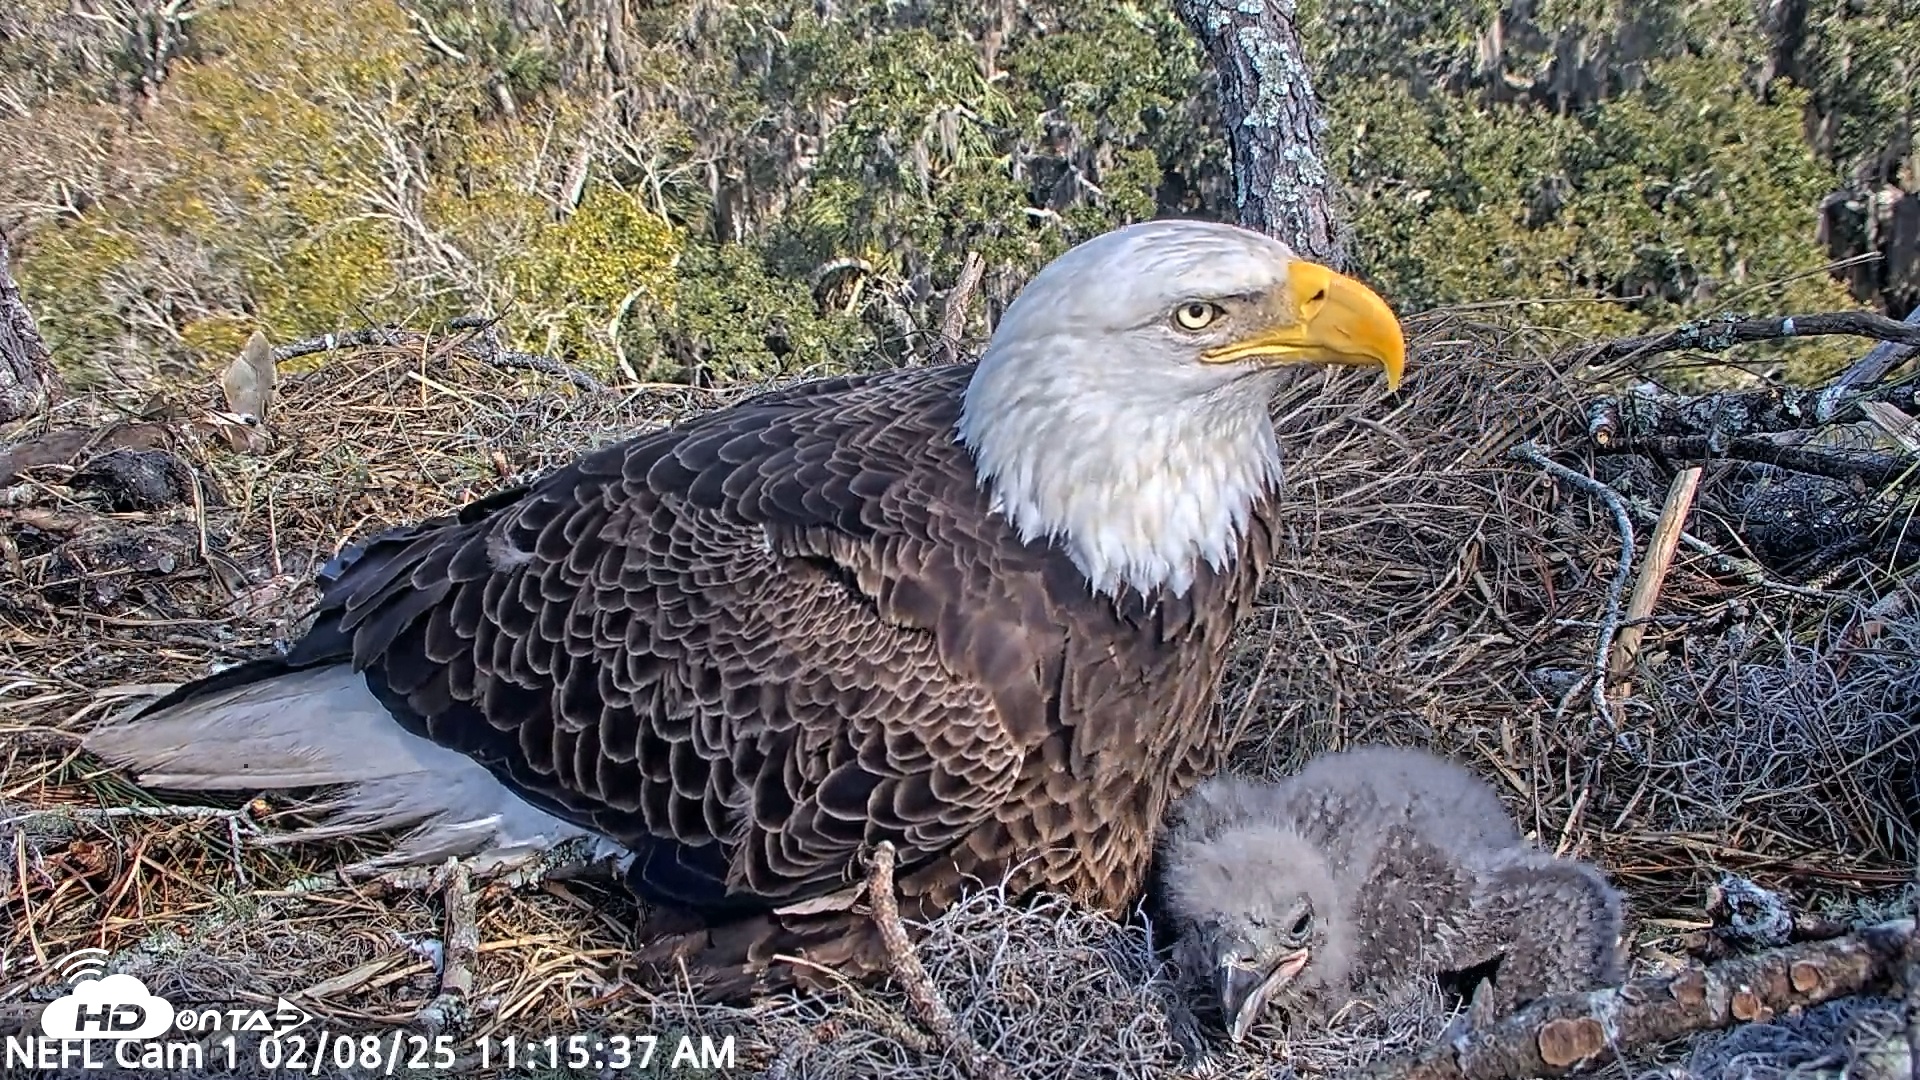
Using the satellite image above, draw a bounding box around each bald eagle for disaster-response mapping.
[84,220,1405,997]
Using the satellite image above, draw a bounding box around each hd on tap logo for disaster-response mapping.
[5,947,313,1071]
[40,950,175,1040]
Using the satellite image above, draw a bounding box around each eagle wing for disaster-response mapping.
[291,365,1068,911]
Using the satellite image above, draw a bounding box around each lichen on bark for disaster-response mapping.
[1175,0,1346,266]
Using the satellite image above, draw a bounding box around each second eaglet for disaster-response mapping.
[1155,745,1625,1044]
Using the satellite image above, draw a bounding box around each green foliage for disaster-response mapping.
[506,182,683,366]
[1795,2,1920,169]
[13,0,434,386]
[1335,55,1853,330]
[1308,0,1869,379]
[404,0,560,108]
[629,243,875,384]
[3,0,1912,393]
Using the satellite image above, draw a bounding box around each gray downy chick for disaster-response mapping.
[1154,745,1625,1044]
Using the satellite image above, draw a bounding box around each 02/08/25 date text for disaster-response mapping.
[227,1031,737,1073]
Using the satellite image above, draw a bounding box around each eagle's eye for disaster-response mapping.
[1289,911,1312,937]
[1172,301,1223,331]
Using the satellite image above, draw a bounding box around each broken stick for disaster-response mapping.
[414,860,479,1035]
[1361,918,1916,1080]
[864,842,1013,1080]
[1607,466,1701,693]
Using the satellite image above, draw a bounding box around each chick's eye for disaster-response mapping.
[1289,912,1312,936]
[1173,302,1221,331]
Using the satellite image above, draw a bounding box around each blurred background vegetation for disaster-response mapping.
[0,0,1913,395]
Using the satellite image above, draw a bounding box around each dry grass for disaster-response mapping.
[0,316,1914,1078]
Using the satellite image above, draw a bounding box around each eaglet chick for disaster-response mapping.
[1153,745,1624,1044]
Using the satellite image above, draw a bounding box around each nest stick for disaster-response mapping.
[272,322,606,394]
[1859,401,1920,454]
[1362,918,1917,1080]
[864,842,1013,1080]
[934,250,987,365]
[1570,310,1920,370]
[1609,489,1833,600]
[1593,434,1910,488]
[1,804,255,826]
[1607,466,1701,692]
[1509,442,1636,724]
[415,860,479,1035]
[1816,304,1920,421]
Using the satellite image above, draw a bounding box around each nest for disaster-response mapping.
[0,316,1914,1078]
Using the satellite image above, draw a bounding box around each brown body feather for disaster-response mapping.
[239,362,1275,996]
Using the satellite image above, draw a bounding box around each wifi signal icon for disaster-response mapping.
[58,948,110,985]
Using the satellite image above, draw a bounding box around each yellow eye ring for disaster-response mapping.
[1173,302,1221,331]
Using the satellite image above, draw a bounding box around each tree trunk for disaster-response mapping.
[0,233,60,426]
[1173,0,1346,268]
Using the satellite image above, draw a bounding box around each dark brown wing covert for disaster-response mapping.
[290,364,1062,912]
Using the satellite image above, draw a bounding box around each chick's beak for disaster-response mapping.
[1218,947,1312,1045]
[1201,262,1406,392]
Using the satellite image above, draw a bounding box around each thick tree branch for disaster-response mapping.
[1172,0,1345,266]
[1593,434,1913,488]
[1364,919,1916,1080]
[1585,381,1920,446]
[1815,303,1920,422]
[1567,310,1920,372]
[0,233,61,426]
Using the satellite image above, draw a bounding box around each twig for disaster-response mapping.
[414,859,478,1035]
[1834,571,1920,653]
[1607,467,1701,692]
[1859,401,1920,454]
[1362,918,1917,1080]
[1569,310,1920,370]
[401,6,468,63]
[273,322,606,394]
[444,314,607,393]
[1509,442,1636,724]
[764,1020,846,1080]
[864,842,1013,1080]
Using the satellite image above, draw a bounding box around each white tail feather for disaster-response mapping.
[84,664,595,868]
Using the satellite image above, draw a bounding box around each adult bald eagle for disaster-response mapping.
[85,220,1405,997]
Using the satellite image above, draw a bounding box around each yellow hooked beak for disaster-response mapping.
[1200,262,1406,392]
